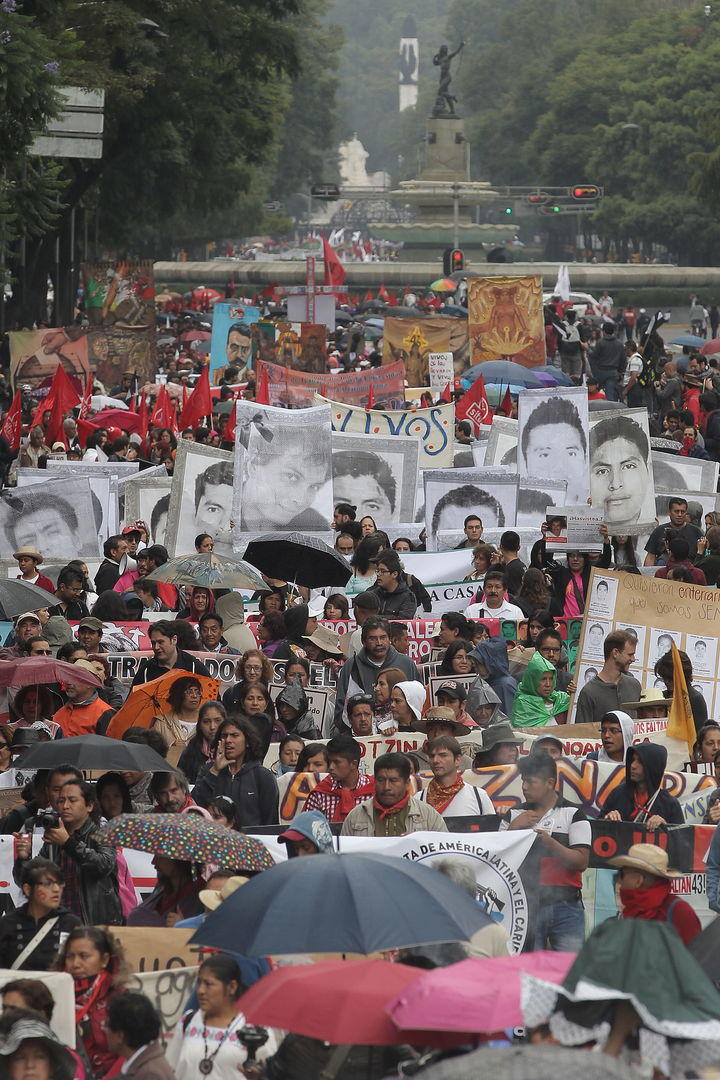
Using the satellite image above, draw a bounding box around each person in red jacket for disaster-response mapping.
[608,843,700,945]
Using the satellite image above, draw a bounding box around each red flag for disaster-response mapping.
[78,373,93,421]
[150,384,173,428]
[168,403,179,436]
[456,373,492,435]
[388,290,398,306]
[378,284,389,302]
[77,417,100,448]
[364,290,373,302]
[31,363,80,429]
[179,365,212,429]
[322,235,346,288]
[367,382,375,410]
[439,381,452,403]
[44,395,69,447]
[497,386,513,417]
[221,398,237,443]
[0,390,22,451]
[255,363,270,406]
[181,383,188,416]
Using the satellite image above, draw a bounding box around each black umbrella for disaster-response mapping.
[0,579,57,619]
[17,734,174,772]
[243,533,352,588]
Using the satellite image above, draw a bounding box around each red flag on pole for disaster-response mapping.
[455,373,492,435]
[178,366,212,429]
[364,290,373,302]
[497,386,513,417]
[44,395,69,447]
[0,390,22,451]
[222,398,237,443]
[150,384,173,428]
[322,235,346,288]
[168,403,179,436]
[137,389,149,448]
[255,363,270,406]
[439,381,452,403]
[78,373,93,421]
[31,363,80,429]
[77,417,100,449]
[378,284,389,302]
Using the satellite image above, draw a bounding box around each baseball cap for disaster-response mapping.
[79,617,104,632]
[436,680,468,701]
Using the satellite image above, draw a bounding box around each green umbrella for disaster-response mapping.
[523,920,720,1047]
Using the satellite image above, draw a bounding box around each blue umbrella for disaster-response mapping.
[191,852,492,956]
[534,365,575,387]
[465,360,543,388]
[669,334,706,348]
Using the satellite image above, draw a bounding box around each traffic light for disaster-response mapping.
[504,206,513,215]
[570,185,600,200]
[526,192,550,205]
[443,247,464,275]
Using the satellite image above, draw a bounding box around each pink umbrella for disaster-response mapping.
[700,338,720,355]
[179,329,211,342]
[386,951,576,1033]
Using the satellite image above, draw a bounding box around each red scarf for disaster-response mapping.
[74,970,112,1025]
[373,793,410,819]
[313,774,375,820]
[620,879,671,920]
[630,789,649,821]
[425,775,465,814]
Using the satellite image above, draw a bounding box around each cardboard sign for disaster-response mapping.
[268,683,331,730]
[428,351,454,391]
[261,358,406,408]
[102,927,199,974]
[266,730,427,774]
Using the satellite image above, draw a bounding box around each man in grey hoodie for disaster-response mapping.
[333,616,419,732]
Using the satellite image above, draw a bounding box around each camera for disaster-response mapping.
[238,1026,269,1062]
[35,809,60,830]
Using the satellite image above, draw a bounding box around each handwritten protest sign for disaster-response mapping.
[315,394,455,468]
[428,351,454,392]
[261,358,406,409]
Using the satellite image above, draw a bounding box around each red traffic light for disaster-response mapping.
[526,192,550,205]
[443,247,464,274]
[570,185,600,200]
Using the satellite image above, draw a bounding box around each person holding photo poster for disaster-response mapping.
[518,389,589,505]
[589,412,656,533]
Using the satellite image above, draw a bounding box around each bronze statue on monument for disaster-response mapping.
[432,41,465,117]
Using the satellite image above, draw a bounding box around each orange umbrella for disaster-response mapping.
[105,670,221,740]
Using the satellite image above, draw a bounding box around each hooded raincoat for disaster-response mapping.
[600,742,684,824]
[468,639,519,717]
[275,680,321,739]
[465,677,508,727]
[510,652,570,728]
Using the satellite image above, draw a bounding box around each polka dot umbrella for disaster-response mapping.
[101,813,275,874]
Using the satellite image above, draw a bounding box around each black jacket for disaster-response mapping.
[193,760,279,827]
[276,681,321,739]
[131,649,211,687]
[94,558,122,595]
[364,579,418,619]
[177,737,209,784]
[600,742,684,824]
[0,903,80,970]
[17,817,123,925]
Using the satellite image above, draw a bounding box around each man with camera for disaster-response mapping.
[15,777,122,925]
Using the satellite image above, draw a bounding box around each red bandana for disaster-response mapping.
[313,774,375,820]
[373,793,410,819]
[425,775,465,815]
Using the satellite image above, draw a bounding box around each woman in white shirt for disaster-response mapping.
[167,956,275,1079]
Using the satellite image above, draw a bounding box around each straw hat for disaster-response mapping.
[608,842,681,880]
[620,689,670,715]
[418,706,477,737]
[12,545,43,563]
[199,875,249,911]
[303,625,343,656]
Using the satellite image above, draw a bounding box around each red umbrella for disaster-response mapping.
[91,408,142,434]
[179,330,212,342]
[700,338,720,356]
[238,959,470,1047]
[0,657,102,689]
[185,287,223,305]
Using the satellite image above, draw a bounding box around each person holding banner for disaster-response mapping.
[417,736,495,818]
[601,743,684,828]
[341,753,447,837]
[304,734,374,823]
[503,752,590,952]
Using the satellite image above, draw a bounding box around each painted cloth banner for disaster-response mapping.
[468,276,545,368]
[573,569,720,725]
[82,260,155,329]
[299,323,327,373]
[383,316,469,387]
[8,327,90,390]
[260,359,406,409]
[87,326,156,390]
[209,301,260,385]
[277,759,714,825]
[317,395,455,468]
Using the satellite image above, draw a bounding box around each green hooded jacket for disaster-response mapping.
[510,651,570,728]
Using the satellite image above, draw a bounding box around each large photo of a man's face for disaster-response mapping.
[208,301,260,385]
[589,410,656,534]
[0,477,101,559]
[423,468,519,552]
[233,402,334,535]
[330,434,419,525]
[164,443,235,557]
[518,388,589,505]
